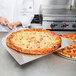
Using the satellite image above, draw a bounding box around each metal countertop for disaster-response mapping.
[0,31,76,76]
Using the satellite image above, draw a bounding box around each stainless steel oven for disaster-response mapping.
[42,9,76,30]
[40,0,76,30]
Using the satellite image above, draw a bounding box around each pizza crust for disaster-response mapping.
[6,29,61,55]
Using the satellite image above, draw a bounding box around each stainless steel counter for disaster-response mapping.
[0,31,76,76]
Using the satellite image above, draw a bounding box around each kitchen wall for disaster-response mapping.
[34,0,72,14]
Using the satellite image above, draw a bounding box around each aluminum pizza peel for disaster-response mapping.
[55,37,74,51]
[1,31,74,65]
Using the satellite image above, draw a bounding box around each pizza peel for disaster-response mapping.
[55,37,74,51]
[1,29,74,65]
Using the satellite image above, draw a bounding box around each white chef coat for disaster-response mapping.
[0,0,34,27]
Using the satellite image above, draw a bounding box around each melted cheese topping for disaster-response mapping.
[11,31,57,50]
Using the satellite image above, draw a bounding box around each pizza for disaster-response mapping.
[6,29,61,55]
[60,34,76,43]
[56,34,76,59]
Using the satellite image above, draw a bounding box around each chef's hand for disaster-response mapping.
[8,22,22,30]
[0,16,9,26]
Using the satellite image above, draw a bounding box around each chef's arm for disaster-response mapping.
[20,13,34,27]
[12,12,34,28]
[14,21,22,26]
[8,0,34,29]
[15,12,34,27]
[8,13,34,30]
[19,0,34,27]
[8,21,22,30]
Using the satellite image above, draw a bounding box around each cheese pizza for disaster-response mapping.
[6,29,61,55]
[56,34,76,59]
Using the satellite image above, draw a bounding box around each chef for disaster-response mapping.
[0,0,34,30]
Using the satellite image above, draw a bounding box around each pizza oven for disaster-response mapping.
[40,0,76,30]
[41,8,76,30]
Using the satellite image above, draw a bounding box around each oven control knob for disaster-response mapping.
[62,24,69,28]
[50,24,57,28]
[72,23,76,28]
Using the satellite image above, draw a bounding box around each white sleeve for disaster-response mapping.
[20,0,34,27]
